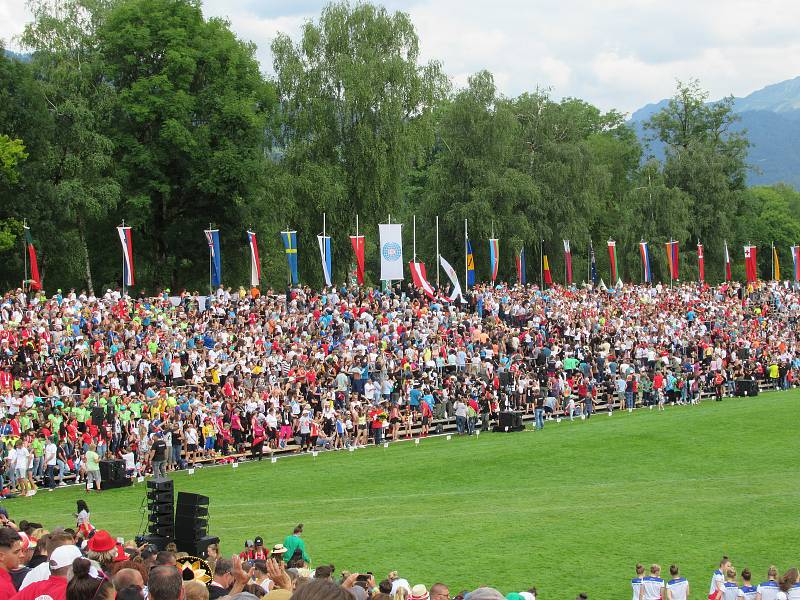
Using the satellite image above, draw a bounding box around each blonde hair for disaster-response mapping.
[394,588,409,600]
[184,580,209,600]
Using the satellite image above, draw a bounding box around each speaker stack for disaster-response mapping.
[99,459,131,490]
[494,411,524,432]
[137,480,175,551]
[174,492,219,558]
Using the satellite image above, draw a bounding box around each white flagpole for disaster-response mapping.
[413,214,416,261]
[435,215,440,288]
[22,218,28,292]
[121,219,126,297]
[209,222,213,295]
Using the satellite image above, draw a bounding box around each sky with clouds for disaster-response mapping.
[2,0,799,114]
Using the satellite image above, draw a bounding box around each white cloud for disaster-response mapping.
[2,0,800,113]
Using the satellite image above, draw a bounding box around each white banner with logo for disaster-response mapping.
[379,223,404,281]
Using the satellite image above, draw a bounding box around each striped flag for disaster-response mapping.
[724,241,732,281]
[117,226,135,287]
[281,230,298,285]
[516,247,526,285]
[563,240,572,285]
[543,255,552,285]
[466,239,475,286]
[665,240,679,280]
[791,246,800,281]
[410,261,436,299]
[317,234,332,287]
[489,238,499,283]
[204,229,222,288]
[639,241,651,283]
[607,240,618,282]
[697,242,705,282]
[246,230,261,288]
[590,242,597,284]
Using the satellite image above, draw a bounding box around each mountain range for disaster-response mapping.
[629,76,800,188]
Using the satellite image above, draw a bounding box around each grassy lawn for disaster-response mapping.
[11,391,800,598]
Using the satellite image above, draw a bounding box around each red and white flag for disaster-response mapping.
[563,240,573,285]
[247,230,261,287]
[724,241,732,281]
[697,242,704,282]
[117,226,134,287]
[409,261,436,299]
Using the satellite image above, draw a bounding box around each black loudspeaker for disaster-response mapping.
[174,492,215,556]
[735,379,759,397]
[91,407,106,425]
[99,459,131,490]
[145,479,174,543]
[494,411,524,432]
[179,536,220,559]
[100,460,125,482]
[134,535,172,552]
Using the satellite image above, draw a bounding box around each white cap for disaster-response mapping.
[49,545,82,569]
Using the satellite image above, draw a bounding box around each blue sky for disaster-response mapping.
[3,0,799,113]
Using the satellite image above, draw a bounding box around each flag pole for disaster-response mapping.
[22,218,28,293]
[121,219,126,298]
[539,238,544,289]
[587,240,591,285]
[435,215,440,288]
[413,214,416,261]
[464,218,468,292]
[772,240,775,281]
[209,222,213,296]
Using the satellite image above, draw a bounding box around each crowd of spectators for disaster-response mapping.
[0,278,797,492]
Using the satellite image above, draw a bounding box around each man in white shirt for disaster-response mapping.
[12,440,32,495]
[44,437,58,491]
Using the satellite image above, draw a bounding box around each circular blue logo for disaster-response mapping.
[382,242,402,262]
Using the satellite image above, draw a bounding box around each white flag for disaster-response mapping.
[379,223,404,281]
[439,255,464,302]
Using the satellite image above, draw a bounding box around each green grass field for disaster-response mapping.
[11,391,800,598]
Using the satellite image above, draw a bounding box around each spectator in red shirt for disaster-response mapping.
[0,527,23,599]
[11,544,81,600]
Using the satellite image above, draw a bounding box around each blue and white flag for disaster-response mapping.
[204,229,222,287]
[317,235,332,287]
[379,223,404,281]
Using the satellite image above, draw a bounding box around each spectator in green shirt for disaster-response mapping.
[282,524,309,565]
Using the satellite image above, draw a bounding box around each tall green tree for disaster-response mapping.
[21,0,121,293]
[271,1,448,285]
[418,70,537,283]
[645,79,749,280]
[98,0,275,289]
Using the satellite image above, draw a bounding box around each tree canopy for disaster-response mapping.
[0,2,794,291]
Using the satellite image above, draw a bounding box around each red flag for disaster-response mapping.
[24,227,41,291]
[697,243,704,282]
[350,235,365,285]
[744,245,758,283]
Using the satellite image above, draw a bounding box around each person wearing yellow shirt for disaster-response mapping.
[202,421,216,456]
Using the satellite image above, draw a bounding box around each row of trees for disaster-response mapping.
[1,0,798,293]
